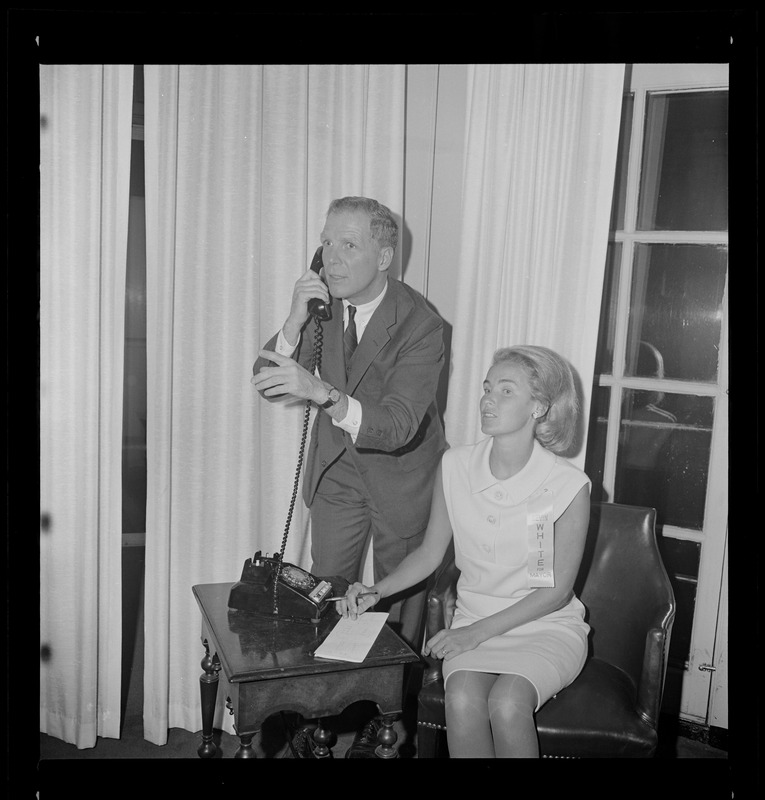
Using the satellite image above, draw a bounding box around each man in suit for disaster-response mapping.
[252,196,447,756]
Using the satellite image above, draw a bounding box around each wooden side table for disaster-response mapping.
[192,582,420,758]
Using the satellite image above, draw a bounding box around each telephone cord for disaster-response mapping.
[272,317,324,614]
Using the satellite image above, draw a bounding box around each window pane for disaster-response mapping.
[659,536,701,582]
[584,385,610,503]
[614,391,714,530]
[593,244,621,376]
[609,92,633,231]
[625,243,727,383]
[655,538,700,674]
[664,574,698,673]
[637,90,728,231]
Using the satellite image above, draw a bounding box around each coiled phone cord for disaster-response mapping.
[271,317,324,615]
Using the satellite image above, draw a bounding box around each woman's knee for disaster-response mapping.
[445,671,495,716]
[487,674,537,723]
[444,675,470,715]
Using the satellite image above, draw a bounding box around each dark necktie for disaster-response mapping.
[344,305,358,371]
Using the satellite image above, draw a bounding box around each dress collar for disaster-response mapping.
[468,438,557,504]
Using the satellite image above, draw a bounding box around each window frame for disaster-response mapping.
[588,63,729,725]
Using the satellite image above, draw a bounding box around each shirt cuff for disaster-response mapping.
[332,395,362,443]
[276,327,298,356]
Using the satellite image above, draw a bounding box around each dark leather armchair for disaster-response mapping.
[416,502,676,758]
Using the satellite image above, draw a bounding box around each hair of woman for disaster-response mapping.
[492,345,579,454]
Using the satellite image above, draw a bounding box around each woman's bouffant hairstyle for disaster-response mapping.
[327,196,398,252]
[492,345,579,455]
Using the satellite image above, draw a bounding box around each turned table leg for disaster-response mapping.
[234,732,256,758]
[197,639,221,758]
[311,719,334,759]
[374,713,400,759]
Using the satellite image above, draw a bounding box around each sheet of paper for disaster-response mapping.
[312,612,389,663]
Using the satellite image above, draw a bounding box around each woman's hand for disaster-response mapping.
[424,626,479,661]
[336,582,378,620]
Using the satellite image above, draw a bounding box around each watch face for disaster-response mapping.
[320,387,339,408]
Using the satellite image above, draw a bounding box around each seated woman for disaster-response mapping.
[338,345,591,758]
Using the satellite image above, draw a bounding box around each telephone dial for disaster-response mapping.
[229,245,340,623]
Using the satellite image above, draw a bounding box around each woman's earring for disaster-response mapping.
[532,410,540,419]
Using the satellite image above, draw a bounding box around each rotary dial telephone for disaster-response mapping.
[228,552,341,624]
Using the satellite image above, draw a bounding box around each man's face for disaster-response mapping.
[319,210,391,305]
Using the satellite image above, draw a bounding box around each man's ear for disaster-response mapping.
[378,246,394,271]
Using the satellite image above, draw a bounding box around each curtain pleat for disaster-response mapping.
[142,64,405,743]
[445,64,624,466]
[40,64,133,747]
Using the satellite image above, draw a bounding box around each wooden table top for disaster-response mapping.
[193,582,419,684]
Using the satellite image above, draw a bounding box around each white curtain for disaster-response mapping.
[39,64,134,747]
[142,64,406,743]
[445,64,625,467]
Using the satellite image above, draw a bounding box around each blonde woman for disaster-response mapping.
[341,346,591,758]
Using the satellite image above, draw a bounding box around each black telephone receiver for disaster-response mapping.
[307,246,332,321]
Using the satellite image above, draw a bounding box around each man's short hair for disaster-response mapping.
[327,196,398,252]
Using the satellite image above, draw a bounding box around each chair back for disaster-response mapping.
[575,502,675,718]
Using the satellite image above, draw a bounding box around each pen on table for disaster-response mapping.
[326,592,378,602]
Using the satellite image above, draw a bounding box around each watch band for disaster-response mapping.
[320,387,341,409]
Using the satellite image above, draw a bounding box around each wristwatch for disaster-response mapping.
[320,386,341,409]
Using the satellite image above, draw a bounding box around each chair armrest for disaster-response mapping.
[421,591,448,686]
[636,619,674,728]
[428,558,460,635]
[421,556,460,686]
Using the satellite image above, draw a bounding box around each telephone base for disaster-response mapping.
[228,553,349,624]
[228,580,327,624]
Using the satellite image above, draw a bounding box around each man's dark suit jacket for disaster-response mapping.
[255,277,448,539]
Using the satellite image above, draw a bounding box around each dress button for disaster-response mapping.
[495,491,504,500]
[487,515,496,524]
[483,544,491,552]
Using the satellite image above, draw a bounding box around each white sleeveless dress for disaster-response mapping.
[440,438,591,710]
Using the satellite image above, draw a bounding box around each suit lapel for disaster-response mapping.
[345,278,401,394]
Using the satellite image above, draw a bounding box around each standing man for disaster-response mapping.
[252,196,447,756]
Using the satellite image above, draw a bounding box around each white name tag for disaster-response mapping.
[527,488,554,587]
